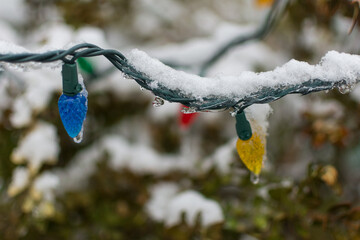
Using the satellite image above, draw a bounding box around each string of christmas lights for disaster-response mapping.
[0,0,358,178]
[0,44,358,140]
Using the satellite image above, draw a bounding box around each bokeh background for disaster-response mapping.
[0,0,360,239]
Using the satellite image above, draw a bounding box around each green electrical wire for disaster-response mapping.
[0,42,345,113]
[0,0,348,114]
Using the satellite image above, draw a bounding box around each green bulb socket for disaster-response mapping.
[235,111,252,140]
[62,63,82,96]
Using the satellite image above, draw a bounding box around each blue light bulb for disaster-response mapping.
[58,93,87,138]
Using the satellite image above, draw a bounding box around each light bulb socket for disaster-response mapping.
[235,111,252,140]
[62,63,82,96]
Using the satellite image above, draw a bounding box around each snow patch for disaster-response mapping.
[146,186,223,227]
[202,138,237,174]
[146,183,179,221]
[11,121,60,173]
[245,104,273,134]
[103,135,193,175]
[165,190,223,227]
[8,167,30,197]
[33,172,60,202]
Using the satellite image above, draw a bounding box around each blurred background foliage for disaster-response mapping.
[0,0,360,239]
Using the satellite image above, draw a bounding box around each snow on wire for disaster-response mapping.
[0,42,359,113]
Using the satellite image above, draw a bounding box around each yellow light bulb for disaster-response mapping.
[236,132,265,175]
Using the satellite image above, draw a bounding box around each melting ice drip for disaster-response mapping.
[58,63,88,143]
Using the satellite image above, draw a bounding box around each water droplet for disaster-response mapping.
[73,127,83,143]
[230,110,238,117]
[250,173,260,184]
[338,85,349,94]
[152,96,164,107]
[230,105,243,116]
[338,84,355,94]
[181,107,197,114]
[140,86,145,91]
